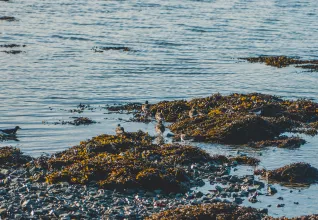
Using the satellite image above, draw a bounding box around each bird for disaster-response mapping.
[189,107,198,118]
[115,124,125,135]
[0,126,21,135]
[155,121,165,135]
[155,110,164,122]
[142,101,150,115]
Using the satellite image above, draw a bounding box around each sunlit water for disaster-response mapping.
[1,0,318,217]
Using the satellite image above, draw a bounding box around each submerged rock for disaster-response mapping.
[92,46,132,52]
[240,55,318,71]
[0,16,16,21]
[0,44,26,48]
[53,117,96,126]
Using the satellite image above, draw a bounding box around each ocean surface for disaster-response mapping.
[1,0,318,217]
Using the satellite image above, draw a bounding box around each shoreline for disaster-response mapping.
[1,92,318,219]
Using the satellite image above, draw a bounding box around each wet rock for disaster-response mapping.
[92,46,131,52]
[2,50,24,54]
[267,185,277,195]
[0,16,16,21]
[0,44,26,48]
[266,163,318,184]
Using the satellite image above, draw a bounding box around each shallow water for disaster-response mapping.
[1,0,318,217]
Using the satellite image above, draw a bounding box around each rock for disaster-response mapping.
[266,163,318,184]
[267,185,277,195]
[195,191,203,198]
[21,200,31,208]
[0,208,7,215]
[234,197,244,204]
[0,169,9,176]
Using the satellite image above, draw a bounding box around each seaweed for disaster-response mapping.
[230,156,260,166]
[92,46,132,52]
[0,146,32,168]
[265,163,318,184]
[241,56,318,71]
[53,117,96,126]
[130,93,317,146]
[0,44,26,48]
[44,131,224,192]
[146,203,267,220]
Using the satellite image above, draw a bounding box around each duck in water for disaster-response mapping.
[155,120,165,136]
[155,110,164,122]
[189,107,198,118]
[0,126,21,135]
[115,124,125,135]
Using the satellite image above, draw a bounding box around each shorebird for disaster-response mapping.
[0,126,21,135]
[142,101,150,115]
[155,121,165,135]
[115,124,125,135]
[189,107,198,118]
[155,110,164,122]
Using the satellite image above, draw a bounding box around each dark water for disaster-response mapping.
[1,0,318,217]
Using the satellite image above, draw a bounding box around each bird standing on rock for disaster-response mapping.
[189,107,198,118]
[155,121,165,135]
[0,126,21,135]
[115,124,125,135]
[142,101,150,115]
[155,110,164,122]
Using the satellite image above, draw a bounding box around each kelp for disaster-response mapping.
[53,117,96,126]
[0,146,31,168]
[117,93,318,146]
[256,137,305,148]
[44,131,230,192]
[265,163,318,184]
[146,203,267,220]
[106,103,142,112]
[241,56,318,71]
[0,44,26,48]
[47,131,154,169]
[264,215,318,220]
[92,46,132,53]
[230,156,260,166]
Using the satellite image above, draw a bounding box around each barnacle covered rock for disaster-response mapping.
[265,163,318,184]
[146,203,267,219]
[0,146,32,168]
